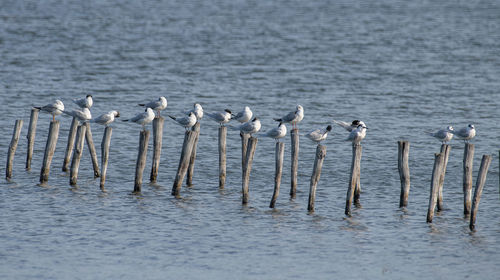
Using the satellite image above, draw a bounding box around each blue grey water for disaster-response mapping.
[1,0,500,278]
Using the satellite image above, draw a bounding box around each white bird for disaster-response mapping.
[91,111,120,127]
[34,100,64,121]
[169,112,197,130]
[273,105,304,129]
[429,126,454,143]
[122,108,155,130]
[333,119,366,132]
[452,124,476,143]
[62,107,92,123]
[239,117,261,136]
[185,103,203,120]
[139,96,167,116]
[73,94,93,109]
[345,124,368,145]
[265,122,287,142]
[232,106,253,123]
[306,125,333,144]
[205,109,232,126]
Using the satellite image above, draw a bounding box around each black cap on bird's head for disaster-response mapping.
[86,94,92,98]
[224,109,232,114]
[252,117,259,122]
[468,124,475,128]
[115,111,120,118]
[352,120,360,126]
[326,125,332,131]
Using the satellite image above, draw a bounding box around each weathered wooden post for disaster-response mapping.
[270,142,285,208]
[242,137,258,204]
[99,126,112,191]
[470,155,492,230]
[307,144,327,212]
[345,144,362,216]
[6,120,23,179]
[218,126,227,189]
[290,128,299,198]
[62,117,79,172]
[40,120,60,184]
[398,141,411,207]
[133,130,150,193]
[437,144,451,211]
[426,152,445,223]
[172,130,198,196]
[84,122,100,178]
[186,122,200,186]
[150,116,164,183]
[26,108,39,170]
[463,143,475,215]
[70,125,86,185]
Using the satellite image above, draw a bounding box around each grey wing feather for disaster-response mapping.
[333,120,353,131]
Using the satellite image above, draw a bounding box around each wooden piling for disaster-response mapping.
[426,152,445,223]
[470,155,492,230]
[270,142,285,208]
[437,144,451,211]
[84,122,100,178]
[40,120,60,184]
[26,108,39,170]
[133,130,150,193]
[99,126,112,191]
[290,128,299,198]
[218,126,227,189]
[69,125,86,185]
[242,137,258,204]
[345,144,362,216]
[186,122,200,186]
[62,117,79,172]
[398,141,411,207]
[241,132,250,177]
[6,120,24,179]
[307,144,327,212]
[172,130,198,196]
[150,116,164,183]
[463,143,475,215]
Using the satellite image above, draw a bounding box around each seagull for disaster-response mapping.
[306,125,332,144]
[273,105,304,129]
[265,122,287,142]
[452,124,476,143]
[91,111,120,127]
[139,96,167,116]
[62,107,92,123]
[346,124,368,145]
[73,94,93,109]
[333,119,366,132]
[122,108,155,130]
[184,103,203,120]
[169,112,197,130]
[429,126,454,144]
[232,106,253,123]
[238,117,261,136]
[205,109,232,126]
[34,100,64,121]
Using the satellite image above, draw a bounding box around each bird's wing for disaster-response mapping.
[333,120,352,131]
[130,112,145,122]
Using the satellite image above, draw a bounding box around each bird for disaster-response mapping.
[91,111,120,127]
[138,96,167,116]
[345,124,368,145]
[73,94,93,109]
[205,109,232,126]
[265,122,287,142]
[122,108,155,130]
[333,119,366,132]
[238,117,261,136]
[62,107,92,123]
[429,126,454,144]
[306,125,332,144]
[34,100,64,121]
[169,112,197,130]
[452,124,476,143]
[184,103,203,120]
[273,105,304,129]
[232,106,253,123]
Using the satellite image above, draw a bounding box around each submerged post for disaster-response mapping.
[470,155,492,230]
[62,117,79,172]
[100,126,112,191]
[398,141,411,207]
[219,126,227,189]
[270,142,285,208]
[242,137,258,204]
[426,152,445,223]
[463,143,475,215]
[84,122,100,178]
[345,144,362,216]
[172,130,198,196]
[133,130,150,193]
[150,116,165,183]
[40,120,60,184]
[70,125,87,186]
[437,144,451,211]
[307,144,327,212]
[26,108,39,170]
[186,122,200,186]
[290,128,299,198]
[6,120,24,179]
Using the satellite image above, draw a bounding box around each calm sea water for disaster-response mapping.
[1,0,500,279]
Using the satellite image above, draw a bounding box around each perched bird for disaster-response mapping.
[232,106,253,123]
[73,94,93,109]
[205,109,232,126]
[34,100,64,121]
[333,119,366,132]
[306,125,332,144]
[345,124,368,145]
[91,111,120,127]
[273,105,304,129]
[452,124,476,143]
[122,108,155,130]
[429,126,454,143]
[62,107,92,123]
[265,122,287,142]
[169,112,197,130]
[139,96,167,116]
[184,103,203,120]
[238,117,261,136]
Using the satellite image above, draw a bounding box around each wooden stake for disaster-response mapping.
[437,144,451,211]
[62,117,79,172]
[150,116,164,183]
[186,122,200,186]
[241,132,250,178]
[470,155,492,230]
[290,128,299,198]
[133,130,150,193]
[40,120,60,184]
[426,152,445,223]
[398,141,411,207]
[172,130,198,196]
[218,126,227,189]
[307,144,327,212]
[345,144,362,216]
[463,143,474,215]
[69,125,86,186]
[84,122,100,178]
[99,126,112,191]
[270,142,285,208]
[26,108,39,170]
[6,120,23,179]
[242,137,258,204]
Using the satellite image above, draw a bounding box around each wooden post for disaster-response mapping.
[307,144,327,212]
[437,144,451,211]
[40,120,60,184]
[84,122,100,178]
[150,116,164,183]
[354,145,364,207]
[62,117,79,172]
[133,130,150,193]
[6,120,24,179]
[172,130,198,196]
[70,125,86,185]
[398,141,411,207]
[218,126,227,189]
[26,108,39,170]
[463,143,475,215]
[270,142,285,208]
[290,128,299,198]
[426,152,445,223]
[100,126,112,191]
[242,137,258,204]
[186,122,200,186]
[345,144,362,216]
[241,132,250,178]
[470,155,492,230]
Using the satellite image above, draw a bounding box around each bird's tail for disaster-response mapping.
[138,103,145,107]
[168,115,176,120]
[121,119,129,122]
[273,118,282,122]
[34,106,41,110]
[61,110,72,116]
